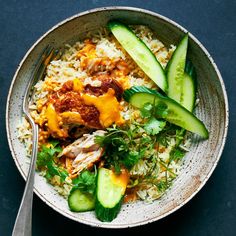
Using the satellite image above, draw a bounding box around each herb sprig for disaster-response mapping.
[37,140,68,182]
[72,170,97,195]
[95,124,156,174]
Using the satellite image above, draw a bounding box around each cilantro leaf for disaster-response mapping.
[37,140,62,168]
[155,102,168,118]
[46,161,68,181]
[140,136,152,145]
[122,150,141,169]
[36,146,51,167]
[140,102,153,118]
[144,117,166,135]
[49,139,60,147]
[37,140,66,182]
[94,135,106,146]
[72,170,96,195]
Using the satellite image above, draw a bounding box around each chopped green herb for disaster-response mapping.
[155,102,169,118]
[140,102,153,118]
[169,148,185,162]
[72,170,96,195]
[37,140,62,167]
[156,180,171,192]
[46,161,68,181]
[95,125,155,171]
[140,136,152,145]
[36,146,52,167]
[175,128,186,146]
[144,117,166,135]
[37,140,66,182]
[123,150,141,169]
[159,159,177,177]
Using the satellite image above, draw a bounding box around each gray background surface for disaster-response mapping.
[0,0,235,235]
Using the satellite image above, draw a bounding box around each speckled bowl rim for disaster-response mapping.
[6,6,229,228]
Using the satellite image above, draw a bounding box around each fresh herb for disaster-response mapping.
[37,141,62,167]
[95,129,130,149]
[140,102,153,118]
[94,99,187,196]
[175,128,186,146]
[139,102,187,150]
[156,180,171,192]
[169,148,185,162]
[155,102,169,118]
[95,125,154,173]
[37,140,67,182]
[140,136,152,145]
[159,159,177,178]
[140,101,168,120]
[45,161,68,181]
[144,117,166,135]
[37,145,53,167]
[140,102,168,136]
[122,151,142,169]
[72,170,96,195]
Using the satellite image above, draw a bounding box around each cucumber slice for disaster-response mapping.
[108,21,167,93]
[95,168,128,222]
[68,188,95,212]
[181,61,197,112]
[181,73,195,112]
[166,34,188,102]
[123,86,208,138]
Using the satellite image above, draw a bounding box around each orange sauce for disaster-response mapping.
[114,77,131,90]
[73,78,83,92]
[45,103,66,138]
[60,111,83,124]
[110,169,129,194]
[81,88,125,127]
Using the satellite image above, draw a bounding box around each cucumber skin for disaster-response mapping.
[182,73,195,112]
[166,34,189,102]
[68,188,95,212]
[182,60,197,112]
[108,20,168,93]
[123,86,209,139]
[185,60,197,80]
[95,168,125,222]
[95,196,123,222]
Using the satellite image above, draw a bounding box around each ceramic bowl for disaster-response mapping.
[6,7,229,228]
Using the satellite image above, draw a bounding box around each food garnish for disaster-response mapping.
[18,21,209,222]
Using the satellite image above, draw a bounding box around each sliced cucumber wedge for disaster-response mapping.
[166,34,188,102]
[181,73,195,112]
[108,20,167,93]
[181,60,197,112]
[123,86,208,138]
[68,188,95,212]
[95,168,128,222]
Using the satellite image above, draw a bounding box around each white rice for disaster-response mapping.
[96,37,126,60]
[17,25,187,201]
[17,117,33,156]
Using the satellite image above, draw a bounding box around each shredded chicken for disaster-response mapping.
[58,130,106,175]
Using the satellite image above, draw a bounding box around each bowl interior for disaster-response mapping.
[6,7,228,228]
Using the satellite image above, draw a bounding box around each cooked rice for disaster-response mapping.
[17,25,188,201]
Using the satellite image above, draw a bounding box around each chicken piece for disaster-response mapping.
[53,91,102,129]
[58,130,106,175]
[84,74,123,101]
[68,126,94,139]
[71,149,103,174]
[58,136,87,158]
